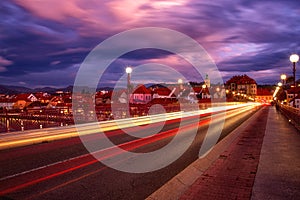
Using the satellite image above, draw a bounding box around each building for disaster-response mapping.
[226,75,257,97]
[204,74,210,88]
[289,95,300,109]
[95,91,112,105]
[130,85,152,104]
[256,88,273,103]
[13,93,38,110]
[34,92,51,103]
[152,87,176,99]
[0,96,14,110]
[286,87,300,105]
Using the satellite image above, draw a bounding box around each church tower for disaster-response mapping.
[204,74,210,88]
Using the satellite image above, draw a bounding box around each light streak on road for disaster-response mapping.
[0,103,260,150]
[0,103,260,197]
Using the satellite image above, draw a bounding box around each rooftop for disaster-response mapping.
[226,74,257,85]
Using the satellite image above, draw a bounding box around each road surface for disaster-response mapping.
[0,103,261,200]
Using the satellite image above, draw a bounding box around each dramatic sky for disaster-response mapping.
[1,0,300,88]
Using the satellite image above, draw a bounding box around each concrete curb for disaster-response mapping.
[146,106,265,200]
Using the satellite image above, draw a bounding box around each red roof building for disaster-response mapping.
[152,87,177,98]
[226,75,257,96]
[289,95,300,109]
[256,88,273,103]
[130,85,152,104]
[286,87,300,104]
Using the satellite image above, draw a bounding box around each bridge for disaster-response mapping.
[0,102,299,200]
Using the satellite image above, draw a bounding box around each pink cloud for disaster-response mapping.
[14,0,86,22]
[48,47,90,56]
[13,0,190,37]
[0,56,13,71]
[0,56,13,66]
[13,0,130,36]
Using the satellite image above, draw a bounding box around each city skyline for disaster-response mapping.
[1,0,300,88]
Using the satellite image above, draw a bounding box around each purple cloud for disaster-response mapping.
[0,0,299,88]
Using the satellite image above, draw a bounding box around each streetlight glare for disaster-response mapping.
[278,82,283,87]
[290,54,299,107]
[280,74,286,80]
[178,78,183,84]
[126,66,132,74]
[290,54,299,63]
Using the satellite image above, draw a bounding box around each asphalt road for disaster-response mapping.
[0,104,261,200]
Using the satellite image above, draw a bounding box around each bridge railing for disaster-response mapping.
[279,104,300,130]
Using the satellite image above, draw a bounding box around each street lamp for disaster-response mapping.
[126,66,132,103]
[126,66,132,74]
[178,78,183,90]
[126,66,132,87]
[290,54,299,107]
[278,82,283,87]
[280,74,286,85]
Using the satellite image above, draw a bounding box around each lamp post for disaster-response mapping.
[126,66,132,103]
[280,74,286,85]
[216,87,220,98]
[290,54,299,107]
[178,78,183,90]
[202,84,206,99]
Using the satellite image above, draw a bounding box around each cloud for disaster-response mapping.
[0,66,7,72]
[48,47,91,56]
[50,60,61,65]
[0,0,299,86]
[0,56,13,66]
[0,56,13,72]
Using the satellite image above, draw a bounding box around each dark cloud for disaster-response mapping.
[120,49,173,61]
[0,0,300,87]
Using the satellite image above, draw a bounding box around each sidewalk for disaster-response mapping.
[252,106,300,199]
[179,106,300,200]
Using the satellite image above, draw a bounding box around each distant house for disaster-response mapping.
[188,86,211,99]
[13,93,38,110]
[95,91,112,105]
[130,85,152,104]
[256,88,273,103]
[47,93,72,113]
[0,97,14,110]
[289,95,300,109]
[286,87,300,105]
[48,96,63,108]
[34,92,51,103]
[112,90,127,104]
[152,87,176,99]
[226,75,257,97]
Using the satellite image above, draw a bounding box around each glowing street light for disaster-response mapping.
[278,82,283,87]
[290,54,299,107]
[290,54,299,63]
[178,78,183,90]
[280,74,286,84]
[126,66,132,74]
[126,66,132,87]
[126,66,133,103]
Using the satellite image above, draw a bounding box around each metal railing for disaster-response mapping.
[279,104,300,130]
